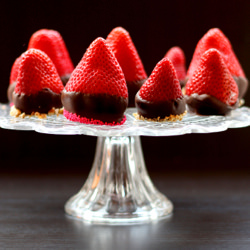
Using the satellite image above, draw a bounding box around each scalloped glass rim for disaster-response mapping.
[0,103,250,136]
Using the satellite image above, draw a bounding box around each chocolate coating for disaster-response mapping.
[61,91,128,123]
[7,82,16,103]
[127,79,146,107]
[60,73,71,86]
[233,76,248,99]
[185,93,239,115]
[12,88,62,114]
[182,77,190,88]
[184,76,248,99]
[135,93,186,119]
[179,79,186,88]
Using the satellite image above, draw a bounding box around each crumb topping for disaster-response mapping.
[10,106,63,119]
[239,98,245,107]
[133,110,187,122]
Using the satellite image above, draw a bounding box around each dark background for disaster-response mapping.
[0,0,249,175]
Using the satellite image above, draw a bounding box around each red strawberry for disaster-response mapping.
[106,27,147,82]
[135,57,186,120]
[187,28,245,78]
[7,56,22,102]
[15,49,63,95]
[186,49,239,106]
[10,56,22,85]
[62,37,128,125]
[139,58,183,102]
[65,38,128,98]
[28,29,74,85]
[106,27,147,106]
[12,49,64,114]
[164,46,186,86]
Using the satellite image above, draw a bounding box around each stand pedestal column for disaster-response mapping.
[65,136,173,224]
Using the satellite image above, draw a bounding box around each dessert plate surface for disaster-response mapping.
[0,104,250,136]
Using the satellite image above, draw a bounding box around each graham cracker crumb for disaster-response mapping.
[10,106,23,117]
[19,113,26,119]
[48,107,64,116]
[10,105,64,119]
[58,108,64,115]
[48,107,56,116]
[133,110,187,122]
[239,99,245,107]
[34,112,47,119]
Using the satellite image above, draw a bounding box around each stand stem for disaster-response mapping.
[65,136,173,224]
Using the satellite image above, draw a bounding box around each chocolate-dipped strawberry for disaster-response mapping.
[164,46,186,88]
[7,56,22,103]
[10,49,64,117]
[106,27,147,107]
[62,37,128,125]
[185,49,239,115]
[28,29,74,85]
[186,28,248,99]
[135,57,186,121]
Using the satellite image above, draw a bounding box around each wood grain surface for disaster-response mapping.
[0,173,249,249]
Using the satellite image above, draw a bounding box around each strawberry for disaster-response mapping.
[106,27,147,106]
[135,57,186,121]
[28,29,74,85]
[164,46,186,86]
[9,56,22,85]
[7,56,22,102]
[62,37,128,125]
[187,28,245,79]
[15,49,64,95]
[139,58,183,102]
[186,49,239,106]
[12,49,64,114]
[64,38,128,98]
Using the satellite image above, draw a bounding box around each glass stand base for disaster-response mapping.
[65,136,173,225]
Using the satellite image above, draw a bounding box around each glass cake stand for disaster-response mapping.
[1,103,250,225]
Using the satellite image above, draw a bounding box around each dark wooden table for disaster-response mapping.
[1,172,250,249]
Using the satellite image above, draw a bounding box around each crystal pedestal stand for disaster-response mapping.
[2,104,249,224]
[65,136,173,224]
